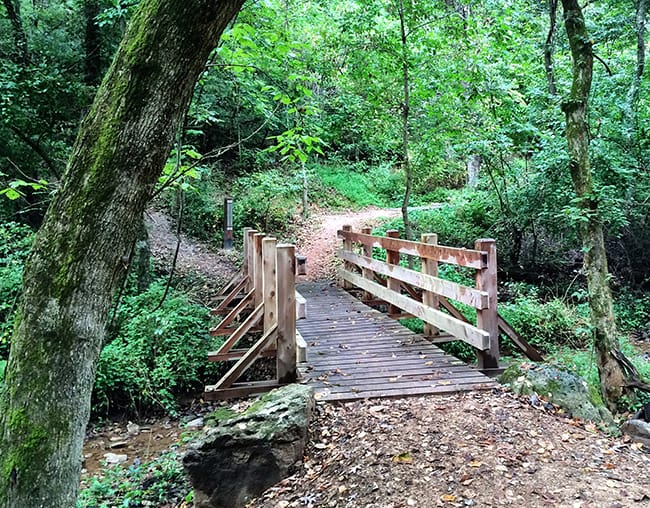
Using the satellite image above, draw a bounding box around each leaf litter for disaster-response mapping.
[249,388,650,507]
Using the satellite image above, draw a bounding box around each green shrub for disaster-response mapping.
[0,221,34,359]
[499,293,590,355]
[312,162,402,208]
[78,449,191,508]
[94,281,222,415]
[233,168,300,236]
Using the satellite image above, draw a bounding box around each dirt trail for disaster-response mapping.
[294,207,401,281]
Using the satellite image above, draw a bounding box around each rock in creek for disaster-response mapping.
[183,384,314,508]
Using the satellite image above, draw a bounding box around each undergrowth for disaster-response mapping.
[78,449,192,508]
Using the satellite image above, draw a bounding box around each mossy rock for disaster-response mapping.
[184,384,314,508]
[499,363,614,425]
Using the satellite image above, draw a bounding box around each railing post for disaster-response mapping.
[276,244,296,383]
[421,233,439,337]
[253,232,265,306]
[475,238,499,371]
[386,229,401,315]
[361,226,373,301]
[244,229,257,292]
[340,224,353,289]
[262,237,278,335]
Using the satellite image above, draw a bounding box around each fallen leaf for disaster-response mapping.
[392,452,413,463]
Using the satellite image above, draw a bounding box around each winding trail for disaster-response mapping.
[294,207,401,281]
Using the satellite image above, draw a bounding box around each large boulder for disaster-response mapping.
[183,384,314,508]
[500,363,614,425]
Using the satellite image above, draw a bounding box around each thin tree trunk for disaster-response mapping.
[2,0,30,64]
[631,0,647,110]
[398,0,412,246]
[544,0,558,95]
[0,1,243,506]
[560,0,630,411]
[84,0,102,86]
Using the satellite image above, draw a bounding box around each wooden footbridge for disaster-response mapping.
[204,227,541,402]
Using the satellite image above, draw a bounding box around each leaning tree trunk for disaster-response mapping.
[0,1,243,506]
[560,0,630,410]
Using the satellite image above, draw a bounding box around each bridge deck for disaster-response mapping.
[296,282,496,402]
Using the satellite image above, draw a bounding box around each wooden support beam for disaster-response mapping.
[244,229,258,292]
[386,229,401,315]
[207,349,276,362]
[204,380,285,400]
[475,239,500,370]
[421,233,439,336]
[498,315,544,362]
[262,237,278,334]
[340,225,353,289]
[210,276,249,316]
[210,324,278,390]
[361,226,373,301]
[209,289,254,335]
[339,269,490,350]
[295,291,306,320]
[276,244,297,383]
[208,302,264,359]
[253,232,265,306]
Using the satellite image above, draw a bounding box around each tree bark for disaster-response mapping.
[2,0,30,64]
[398,0,412,245]
[560,0,630,411]
[0,1,243,506]
[631,0,647,110]
[544,0,558,95]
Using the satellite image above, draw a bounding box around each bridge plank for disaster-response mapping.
[297,282,495,402]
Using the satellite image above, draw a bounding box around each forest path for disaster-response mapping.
[294,206,401,281]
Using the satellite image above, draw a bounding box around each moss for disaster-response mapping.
[498,363,525,385]
[205,407,238,425]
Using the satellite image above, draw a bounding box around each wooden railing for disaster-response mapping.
[337,226,502,370]
[204,228,303,399]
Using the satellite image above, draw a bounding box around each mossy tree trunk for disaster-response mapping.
[0,1,243,506]
[560,0,630,411]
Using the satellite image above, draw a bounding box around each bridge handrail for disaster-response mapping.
[337,226,500,371]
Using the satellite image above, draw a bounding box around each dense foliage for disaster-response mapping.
[2,0,650,415]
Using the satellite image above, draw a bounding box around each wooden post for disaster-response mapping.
[475,238,499,371]
[223,197,234,249]
[421,233,439,337]
[361,227,373,301]
[340,224,353,289]
[277,244,297,383]
[244,229,257,292]
[253,233,265,306]
[386,229,401,315]
[262,237,278,334]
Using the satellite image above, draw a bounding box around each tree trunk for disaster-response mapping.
[2,0,30,64]
[544,0,558,96]
[466,154,481,188]
[0,1,243,506]
[398,0,412,245]
[84,0,102,86]
[630,0,647,111]
[560,0,630,411]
